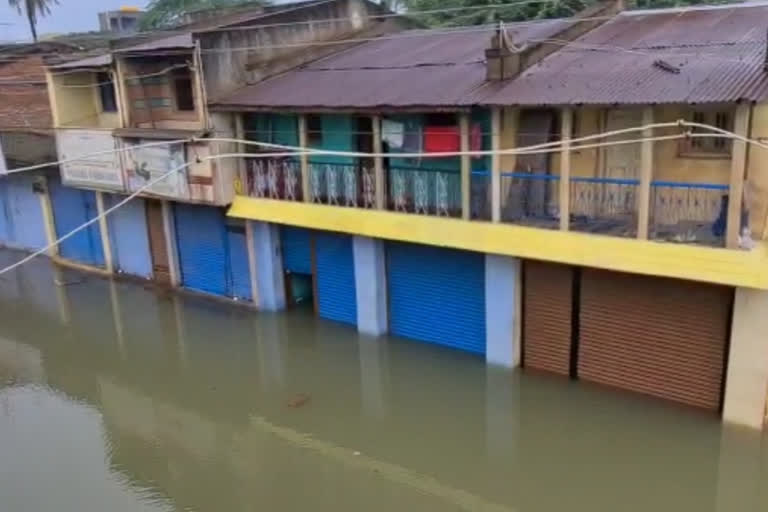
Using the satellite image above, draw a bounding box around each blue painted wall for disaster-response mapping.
[0,175,47,251]
[227,220,252,300]
[107,194,153,279]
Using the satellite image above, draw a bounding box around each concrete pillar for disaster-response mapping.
[353,236,387,337]
[490,107,502,223]
[485,254,521,368]
[161,200,180,287]
[559,107,573,231]
[359,336,389,417]
[95,191,114,273]
[250,221,286,312]
[637,106,654,240]
[38,177,58,257]
[726,104,751,249]
[722,287,768,430]
[460,112,471,220]
[372,115,385,209]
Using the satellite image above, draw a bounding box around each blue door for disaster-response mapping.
[226,219,252,300]
[387,242,486,354]
[315,232,356,325]
[107,194,152,278]
[174,204,228,297]
[7,175,47,251]
[49,179,105,266]
[280,226,312,274]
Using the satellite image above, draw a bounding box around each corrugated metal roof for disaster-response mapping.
[213,3,768,110]
[211,20,571,110]
[474,4,768,105]
[114,34,195,54]
[51,53,112,70]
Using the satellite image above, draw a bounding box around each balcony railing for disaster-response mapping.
[650,182,728,247]
[245,157,303,201]
[239,156,731,248]
[309,161,376,208]
[388,165,461,217]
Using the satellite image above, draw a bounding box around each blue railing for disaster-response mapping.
[650,181,728,246]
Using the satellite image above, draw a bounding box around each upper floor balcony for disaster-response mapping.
[234,104,767,252]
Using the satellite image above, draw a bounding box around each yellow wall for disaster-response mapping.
[51,71,120,129]
[746,102,768,239]
[228,197,768,290]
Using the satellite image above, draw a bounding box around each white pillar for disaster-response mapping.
[722,287,768,430]
[485,254,522,368]
[353,236,388,337]
[95,191,114,273]
[251,221,286,312]
[161,200,180,287]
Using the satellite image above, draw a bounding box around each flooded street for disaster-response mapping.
[0,249,765,512]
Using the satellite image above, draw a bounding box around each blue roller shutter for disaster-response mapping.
[226,219,252,300]
[281,226,312,274]
[49,179,105,266]
[106,194,152,278]
[387,242,486,354]
[174,204,228,297]
[2,175,46,251]
[315,232,356,325]
[0,179,11,245]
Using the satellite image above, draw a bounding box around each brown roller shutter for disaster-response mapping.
[523,261,574,376]
[146,200,171,286]
[578,269,732,411]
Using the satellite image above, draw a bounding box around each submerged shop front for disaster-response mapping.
[522,260,733,411]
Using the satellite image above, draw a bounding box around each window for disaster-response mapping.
[172,68,195,111]
[307,115,322,145]
[683,110,733,156]
[97,72,117,113]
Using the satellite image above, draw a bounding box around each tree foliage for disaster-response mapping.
[399,0,738,26]
[8,0,58,41]
[140,0,265,30]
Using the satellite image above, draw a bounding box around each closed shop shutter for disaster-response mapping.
[48,179,105,266]
[145,200,171,285]
[315,232,356,325]
[281,226,312,274]
[7,175,46,251]
[174,204,228,297]
[107,195,152,278]
[522,261,574,376]
[387,242,485,354]
[578,269,731,411]
[0,180,10,244]
[226,219,252,301]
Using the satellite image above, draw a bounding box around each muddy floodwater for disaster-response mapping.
[0,249,765,512]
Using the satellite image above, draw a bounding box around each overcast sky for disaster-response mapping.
[0,0,149,42]
[0,0,305,42]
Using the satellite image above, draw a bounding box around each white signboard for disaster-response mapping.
[56,130,124,190]
[124,139,189,200]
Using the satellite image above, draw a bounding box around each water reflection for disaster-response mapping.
[0,249,765,512]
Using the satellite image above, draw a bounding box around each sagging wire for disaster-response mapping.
[0,121,766,277]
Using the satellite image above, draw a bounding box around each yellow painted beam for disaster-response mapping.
[228,196,768,290]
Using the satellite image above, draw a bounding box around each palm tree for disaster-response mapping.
[8,0,58,42]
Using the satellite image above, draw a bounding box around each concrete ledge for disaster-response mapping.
[228,196,768,290]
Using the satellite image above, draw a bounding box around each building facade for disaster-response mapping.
[17,0,768,431]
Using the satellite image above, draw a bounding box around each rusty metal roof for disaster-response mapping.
[211,19,572,111]
[213,3,768,110]
[51,53,112,70]
[475,3,768,106]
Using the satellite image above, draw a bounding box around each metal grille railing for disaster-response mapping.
[387,166,461,217]
[570,176,638,237]
[309,161,376,208]
[650,182,729,247]
[244,157,302,201]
